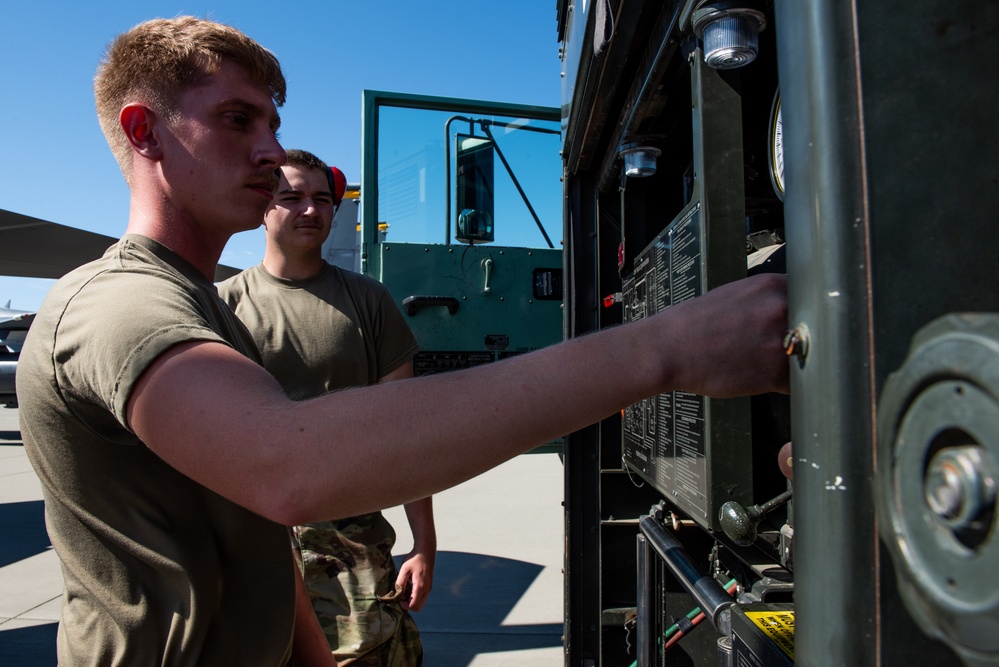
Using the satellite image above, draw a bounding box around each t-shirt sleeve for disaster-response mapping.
[54,270,230,430]
[215,274,244,311]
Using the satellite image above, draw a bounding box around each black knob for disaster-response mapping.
[718,489,792,547]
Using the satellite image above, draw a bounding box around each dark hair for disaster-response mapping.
[284,149,329,172]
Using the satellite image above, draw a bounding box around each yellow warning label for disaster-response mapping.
[745,610,795,660]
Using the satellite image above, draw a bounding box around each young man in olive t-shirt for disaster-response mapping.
[17,18,333,665]
[219,150,435,667]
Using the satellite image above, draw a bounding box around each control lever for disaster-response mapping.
[719,489,792,547]
[481,258,493,294]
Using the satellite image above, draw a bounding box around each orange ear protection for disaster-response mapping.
[327,166,347,208]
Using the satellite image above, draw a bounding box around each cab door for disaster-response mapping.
[359,92,564,437]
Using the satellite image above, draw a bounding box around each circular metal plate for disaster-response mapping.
[878,314,999,660]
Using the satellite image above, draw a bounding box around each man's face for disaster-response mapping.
[155,59,286,236]
[263,165,335,252]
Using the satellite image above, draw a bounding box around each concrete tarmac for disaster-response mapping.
[0,406,565,665]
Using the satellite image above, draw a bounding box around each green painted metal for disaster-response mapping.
[368,243,563,354]
[359,90,563,355]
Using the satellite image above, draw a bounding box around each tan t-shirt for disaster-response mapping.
[17,235,295,666]
[217,262,418,399]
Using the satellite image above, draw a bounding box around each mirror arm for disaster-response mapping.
[480,124,554,249]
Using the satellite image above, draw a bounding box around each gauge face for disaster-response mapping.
[769,89,785,201]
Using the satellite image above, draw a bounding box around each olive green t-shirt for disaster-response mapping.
[217,262,418,399]
[17,235,295,666]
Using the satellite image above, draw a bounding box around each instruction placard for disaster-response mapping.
[745,610,795,660]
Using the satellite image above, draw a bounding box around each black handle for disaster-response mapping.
[402,295,460,316]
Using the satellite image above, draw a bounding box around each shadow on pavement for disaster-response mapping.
[410,551,562,664]
[0,500,49,569]
[0,623,57,666]
[0,430,23,444]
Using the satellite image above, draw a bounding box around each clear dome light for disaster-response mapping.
[620,143,662,178]
[692,5,767,70]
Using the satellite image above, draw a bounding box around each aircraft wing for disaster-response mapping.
[0,208,240,281]
[0,309,35,328]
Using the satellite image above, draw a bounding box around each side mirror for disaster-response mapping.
[455,134,495,244]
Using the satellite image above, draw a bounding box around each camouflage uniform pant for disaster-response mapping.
[296,513,423,667]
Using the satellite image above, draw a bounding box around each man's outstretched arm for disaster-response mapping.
[127,273,788,526]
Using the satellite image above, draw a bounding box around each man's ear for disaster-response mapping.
[120,103,163,160]
[261,205,277,231]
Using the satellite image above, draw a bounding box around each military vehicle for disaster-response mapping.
[554,0,998,665]
[348,0,999,665]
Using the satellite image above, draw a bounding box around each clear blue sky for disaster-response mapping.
[0,0,562,310]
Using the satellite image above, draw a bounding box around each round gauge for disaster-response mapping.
[768,89,785,201]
